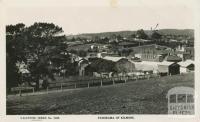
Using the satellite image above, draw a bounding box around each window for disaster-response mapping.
[170,94,176,103]
[178,94,186,103]
[187,94,194,103]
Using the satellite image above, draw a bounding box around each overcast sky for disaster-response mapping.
[5,0,196,35]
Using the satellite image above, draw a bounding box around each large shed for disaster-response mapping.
[158,61,180,75]
[115,58,136,74]
[178,60,194,73]
[130,61,159,74]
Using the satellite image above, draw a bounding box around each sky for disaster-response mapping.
[4,0,196,35]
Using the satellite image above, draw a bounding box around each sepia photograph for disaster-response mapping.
[3,0,197,117]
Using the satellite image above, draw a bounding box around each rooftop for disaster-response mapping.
[178,60,194,67]
[103,56,125,62]
[165,55,182,62]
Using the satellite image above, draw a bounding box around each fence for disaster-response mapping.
[11,74,159,96]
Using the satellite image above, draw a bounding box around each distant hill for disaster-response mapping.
[66,31,135,39]
[66,29,194,39]
[157,29,194,36]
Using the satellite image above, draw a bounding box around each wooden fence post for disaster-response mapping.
[47,87,49,94]
[101,79,103,86]
[61,83,63,91]
[88,82,90,88]
[75,83,77,89]
[32,88,34,94]
[112,78,115,85]
[19,90,22,96]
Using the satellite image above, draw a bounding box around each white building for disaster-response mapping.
[130,61,159,74]
[178,60,194,73]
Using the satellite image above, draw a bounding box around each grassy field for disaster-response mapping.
[7,73,194,115]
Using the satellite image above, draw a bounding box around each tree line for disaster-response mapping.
[6,22,71,92]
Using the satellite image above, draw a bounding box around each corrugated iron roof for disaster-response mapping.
[165,55,182,61]
[178,60,194,67]
[158,61,174,66]
[130,60,159,71]
[103,56,125,62]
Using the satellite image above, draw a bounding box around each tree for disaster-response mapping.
[116,34,123,40]
[130,33,136,38]
[6,23,27,93]
[78,50,87,57]
[26,22,65,90]
[6,22,68,91]
[151,31,162,41]
[136,29,148,39]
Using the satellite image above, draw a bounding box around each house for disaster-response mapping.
[87,52,102,59]
[83,43,110,53]
[178,60,194,73]
[185,47,194,60]
[93,72,113,78]
[175,51,192,61]
[176,44,185,52]
[164,55,182,62]
[158,61,180,76]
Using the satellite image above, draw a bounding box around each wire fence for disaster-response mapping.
[10,74,159,96]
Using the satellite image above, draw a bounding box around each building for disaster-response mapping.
[129,44,172,62]
[130,61,159,74]
[115,58,136,75]
[93,72,113,78]
[185,47,194,60]
[164,55,182,62]
[175,45,194,60]
[158,61,180,75]
[176,51,192,61]
[178,60,194,73]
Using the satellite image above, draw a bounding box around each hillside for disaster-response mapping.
[67,29,194,39]
[7,73,194,114]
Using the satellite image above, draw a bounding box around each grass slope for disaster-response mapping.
[7,73,194,115]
